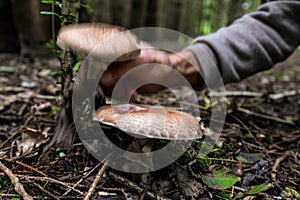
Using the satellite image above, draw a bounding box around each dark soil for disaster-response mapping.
[0,51,299,199]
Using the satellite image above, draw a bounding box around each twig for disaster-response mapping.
[0,157,47,177]
[247,120,268,136]
[0,161,33,200]
[0,86,25,92]
[269,130,300,149]
[23,176,59,200]
[197,156,253,164]
[63,162,102,196]
[233,186,247,192]
[209,91,263,97]
[209,89,300,100]
[0,193,20,198]
[83,161,108,200]
[140,176,152,200]
[237,107,295,125]
[0,129,18,149]
[35,94,58,100]
[241,141,267,152]
[269,89,300,100]
[109,171,170,200]
[272,150,294,172]
[17,174,84,195]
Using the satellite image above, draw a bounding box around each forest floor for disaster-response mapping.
[0,50,299,200]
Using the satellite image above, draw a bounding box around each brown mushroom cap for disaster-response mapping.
[57,23,141,62]
[94,104,206,140]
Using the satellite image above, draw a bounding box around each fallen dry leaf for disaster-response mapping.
[16,127,49,156]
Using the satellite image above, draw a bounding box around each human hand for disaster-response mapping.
[100,42,203,98]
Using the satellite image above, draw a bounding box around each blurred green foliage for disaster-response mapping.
[85,0,262,37]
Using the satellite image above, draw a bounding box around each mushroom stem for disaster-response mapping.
[123,138,154,172]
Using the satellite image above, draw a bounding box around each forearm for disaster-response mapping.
[187,1,300,86]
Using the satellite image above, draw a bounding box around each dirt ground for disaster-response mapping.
[0,50,299,199]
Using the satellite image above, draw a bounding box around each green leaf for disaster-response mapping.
[235,156,248,163]
[203,168,241,189]
[284,187,300,198]
[59,152,66,157]
[81,3,94,12]
[41,0,61,7]
[73,62,81,71]
[40,11,56,15]
[40,11,62,20]
[200,92,211,105]
[50,71,58,76]
[245,182,270,195]
[0,66,14,73]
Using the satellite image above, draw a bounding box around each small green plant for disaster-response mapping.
[48,106,60,117]
[40,0,93,57]
[235,181,271,199]
[40,0,62,57]
[0,177,11,188]
[195,155,210,172]
[202,168,241,189]
[73,167,80,174]
[176,151,194,165]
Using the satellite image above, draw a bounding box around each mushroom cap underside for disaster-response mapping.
[57,23,141,62]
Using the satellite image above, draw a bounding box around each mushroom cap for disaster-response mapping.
[57,23,141,62]
[94,104,205,140]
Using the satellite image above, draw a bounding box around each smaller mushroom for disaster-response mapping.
[94,103,206,140]
[94,103,208,171]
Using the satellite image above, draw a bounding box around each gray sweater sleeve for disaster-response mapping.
[187,1,300,86]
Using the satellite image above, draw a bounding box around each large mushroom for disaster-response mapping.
[93,104,207,171]
[46,23,141,150]
[57,23,141,81]
[57,23,141,62]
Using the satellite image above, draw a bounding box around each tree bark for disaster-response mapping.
[110,0,132,27]
[129,0,147,28]
[227,0,245,25]
[0,0,19,52]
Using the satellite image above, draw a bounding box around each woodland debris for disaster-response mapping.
[0,161,33,200]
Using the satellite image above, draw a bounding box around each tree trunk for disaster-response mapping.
[86,0,112,23]
[0,0,19,52]
[110,0,132,27]
[227,0,244,25]
[145,0,158,27]
[129,0,147,28]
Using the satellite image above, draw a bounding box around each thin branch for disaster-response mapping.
[209,91,263,97]
[84,161,108,200]
[109,171,170,200]
[63,162,102,196]
[0,157,47,177]
[23,177,59,200]
[17,175,84,196]
[0,161,33,200]
[237,107,295,125]
[209,90,300,100]
[269,89,300,100]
